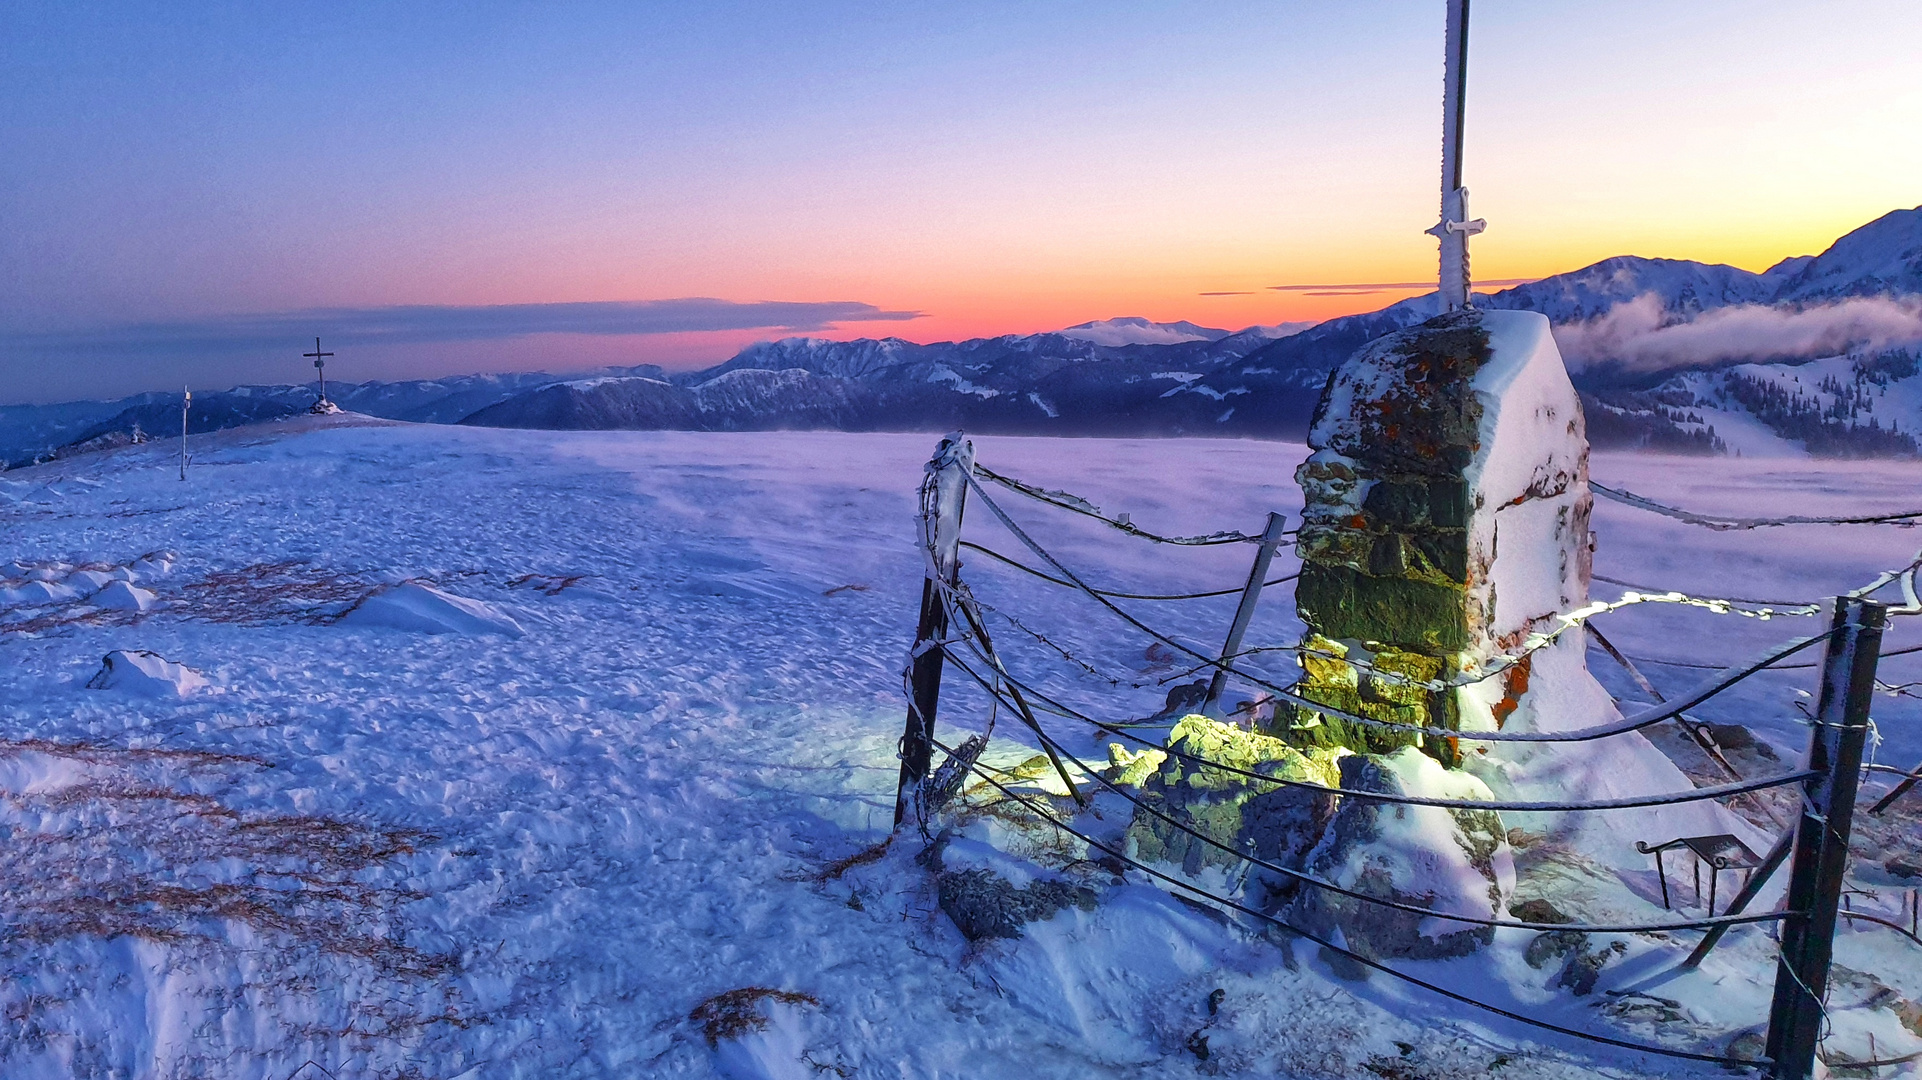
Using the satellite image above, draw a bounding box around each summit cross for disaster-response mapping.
[304,337,334,406]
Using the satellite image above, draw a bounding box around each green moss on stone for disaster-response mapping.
[1295,564,1468,652]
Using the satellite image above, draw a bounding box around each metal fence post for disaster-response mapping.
[1765,595,1886,1079]
[894,434,974,827]
[1204,512,1287,715]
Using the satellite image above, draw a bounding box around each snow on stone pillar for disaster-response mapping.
[1283,307,1760,873]
[1286,308,1592,760]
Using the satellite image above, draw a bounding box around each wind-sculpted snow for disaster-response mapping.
[1,419,1919,1076]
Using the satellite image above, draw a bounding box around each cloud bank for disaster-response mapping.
[1552,293,1922,371]
[4,298,923,357]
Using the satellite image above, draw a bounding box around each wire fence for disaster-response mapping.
[898,446,1922,1075]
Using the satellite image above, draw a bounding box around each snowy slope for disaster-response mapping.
[1772,205,1922,301]
[2,420,1919,1077]
[1589,348,1922,457]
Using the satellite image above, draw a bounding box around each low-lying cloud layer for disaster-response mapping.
[1553,293,1922,371]
[5,298,923,357]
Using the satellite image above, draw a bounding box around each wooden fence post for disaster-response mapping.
[894,434,974,827]
[1204,512,1288,715]
[1765,595,1886,1079]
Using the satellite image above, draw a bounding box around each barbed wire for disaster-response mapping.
[962,539,1299,600]
[968,468,1895,699]
[1592,573,1817,614]
[1592,481,1922,531]
[927,455,1922,1073]
[931,701,1793,940]
[961,472,1837,744]
[936,617,1821,813]
[973,464,1266,546]
[1593,641,1922,673]
[933,740,1765,1068]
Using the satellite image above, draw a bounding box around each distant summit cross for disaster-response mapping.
[304,337,335,413]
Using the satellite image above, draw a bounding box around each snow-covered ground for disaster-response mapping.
[2,416,1919,1079]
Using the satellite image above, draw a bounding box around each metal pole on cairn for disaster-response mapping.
[1425,0,1486,311]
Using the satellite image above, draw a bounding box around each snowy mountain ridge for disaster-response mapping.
[8,207,1921,464]
[1056,317,1231,346]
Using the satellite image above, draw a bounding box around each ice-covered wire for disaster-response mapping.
[968,473,1849,700]
[1822,1046,1922,1069]
[961,540,1300,600]
[959,474,1835,743]
[979,597,1139,687]
[940,750,1765,1068]
[1592,573,1816,609]
[973,463,1264,546]
[1596,641,1922,673]
[1592,481,1922,531]
[937,630,1820,813]
[929,667,1800,937]
[1837,909,1922,950]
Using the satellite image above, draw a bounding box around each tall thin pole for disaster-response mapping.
[1205,512,1287,715]
[179,387,191,481]
[1427,0,1485,311]
[1765,595,1886,1079]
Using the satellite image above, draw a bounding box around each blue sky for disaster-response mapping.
[3,1,1918,402]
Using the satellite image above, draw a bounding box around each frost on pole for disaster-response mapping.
[1286,310,1595,760]
[1424,0,1486,312]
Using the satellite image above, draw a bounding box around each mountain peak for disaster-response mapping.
[1056,317,1230,346]
[1771,204,1922,302]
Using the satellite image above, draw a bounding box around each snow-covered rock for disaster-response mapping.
[339,582,524,637]
[66,569,115,594]
[84,649,207,697]
[1123,714,1342,890]
[1,579,81,606]
[90,580,157,611]
[1292,747,1512,971]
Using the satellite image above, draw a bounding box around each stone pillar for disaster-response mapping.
[1285,309,1593,760]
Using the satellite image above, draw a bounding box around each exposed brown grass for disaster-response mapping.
[687,988,818,1047]
[177,560,372,625]
[0,740,451,978]
[507,573,584,595]
[812,837,893,882]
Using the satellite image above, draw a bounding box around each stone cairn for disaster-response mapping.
[1288,307,1593,759]
[1124,307,1596,968]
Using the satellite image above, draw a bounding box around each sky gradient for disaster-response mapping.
[3,0,1920,402]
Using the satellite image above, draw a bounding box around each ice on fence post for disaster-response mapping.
[1287,309,1594,756]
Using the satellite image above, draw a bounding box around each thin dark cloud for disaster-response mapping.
[1197,290,1256,296]
[1267,277,1539,293]
[3,298,924,357]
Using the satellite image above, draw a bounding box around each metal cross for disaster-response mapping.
[303,337,334,403]
[1426,0,1487,311]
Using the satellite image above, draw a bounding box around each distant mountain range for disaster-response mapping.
[6,207,1920,466]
